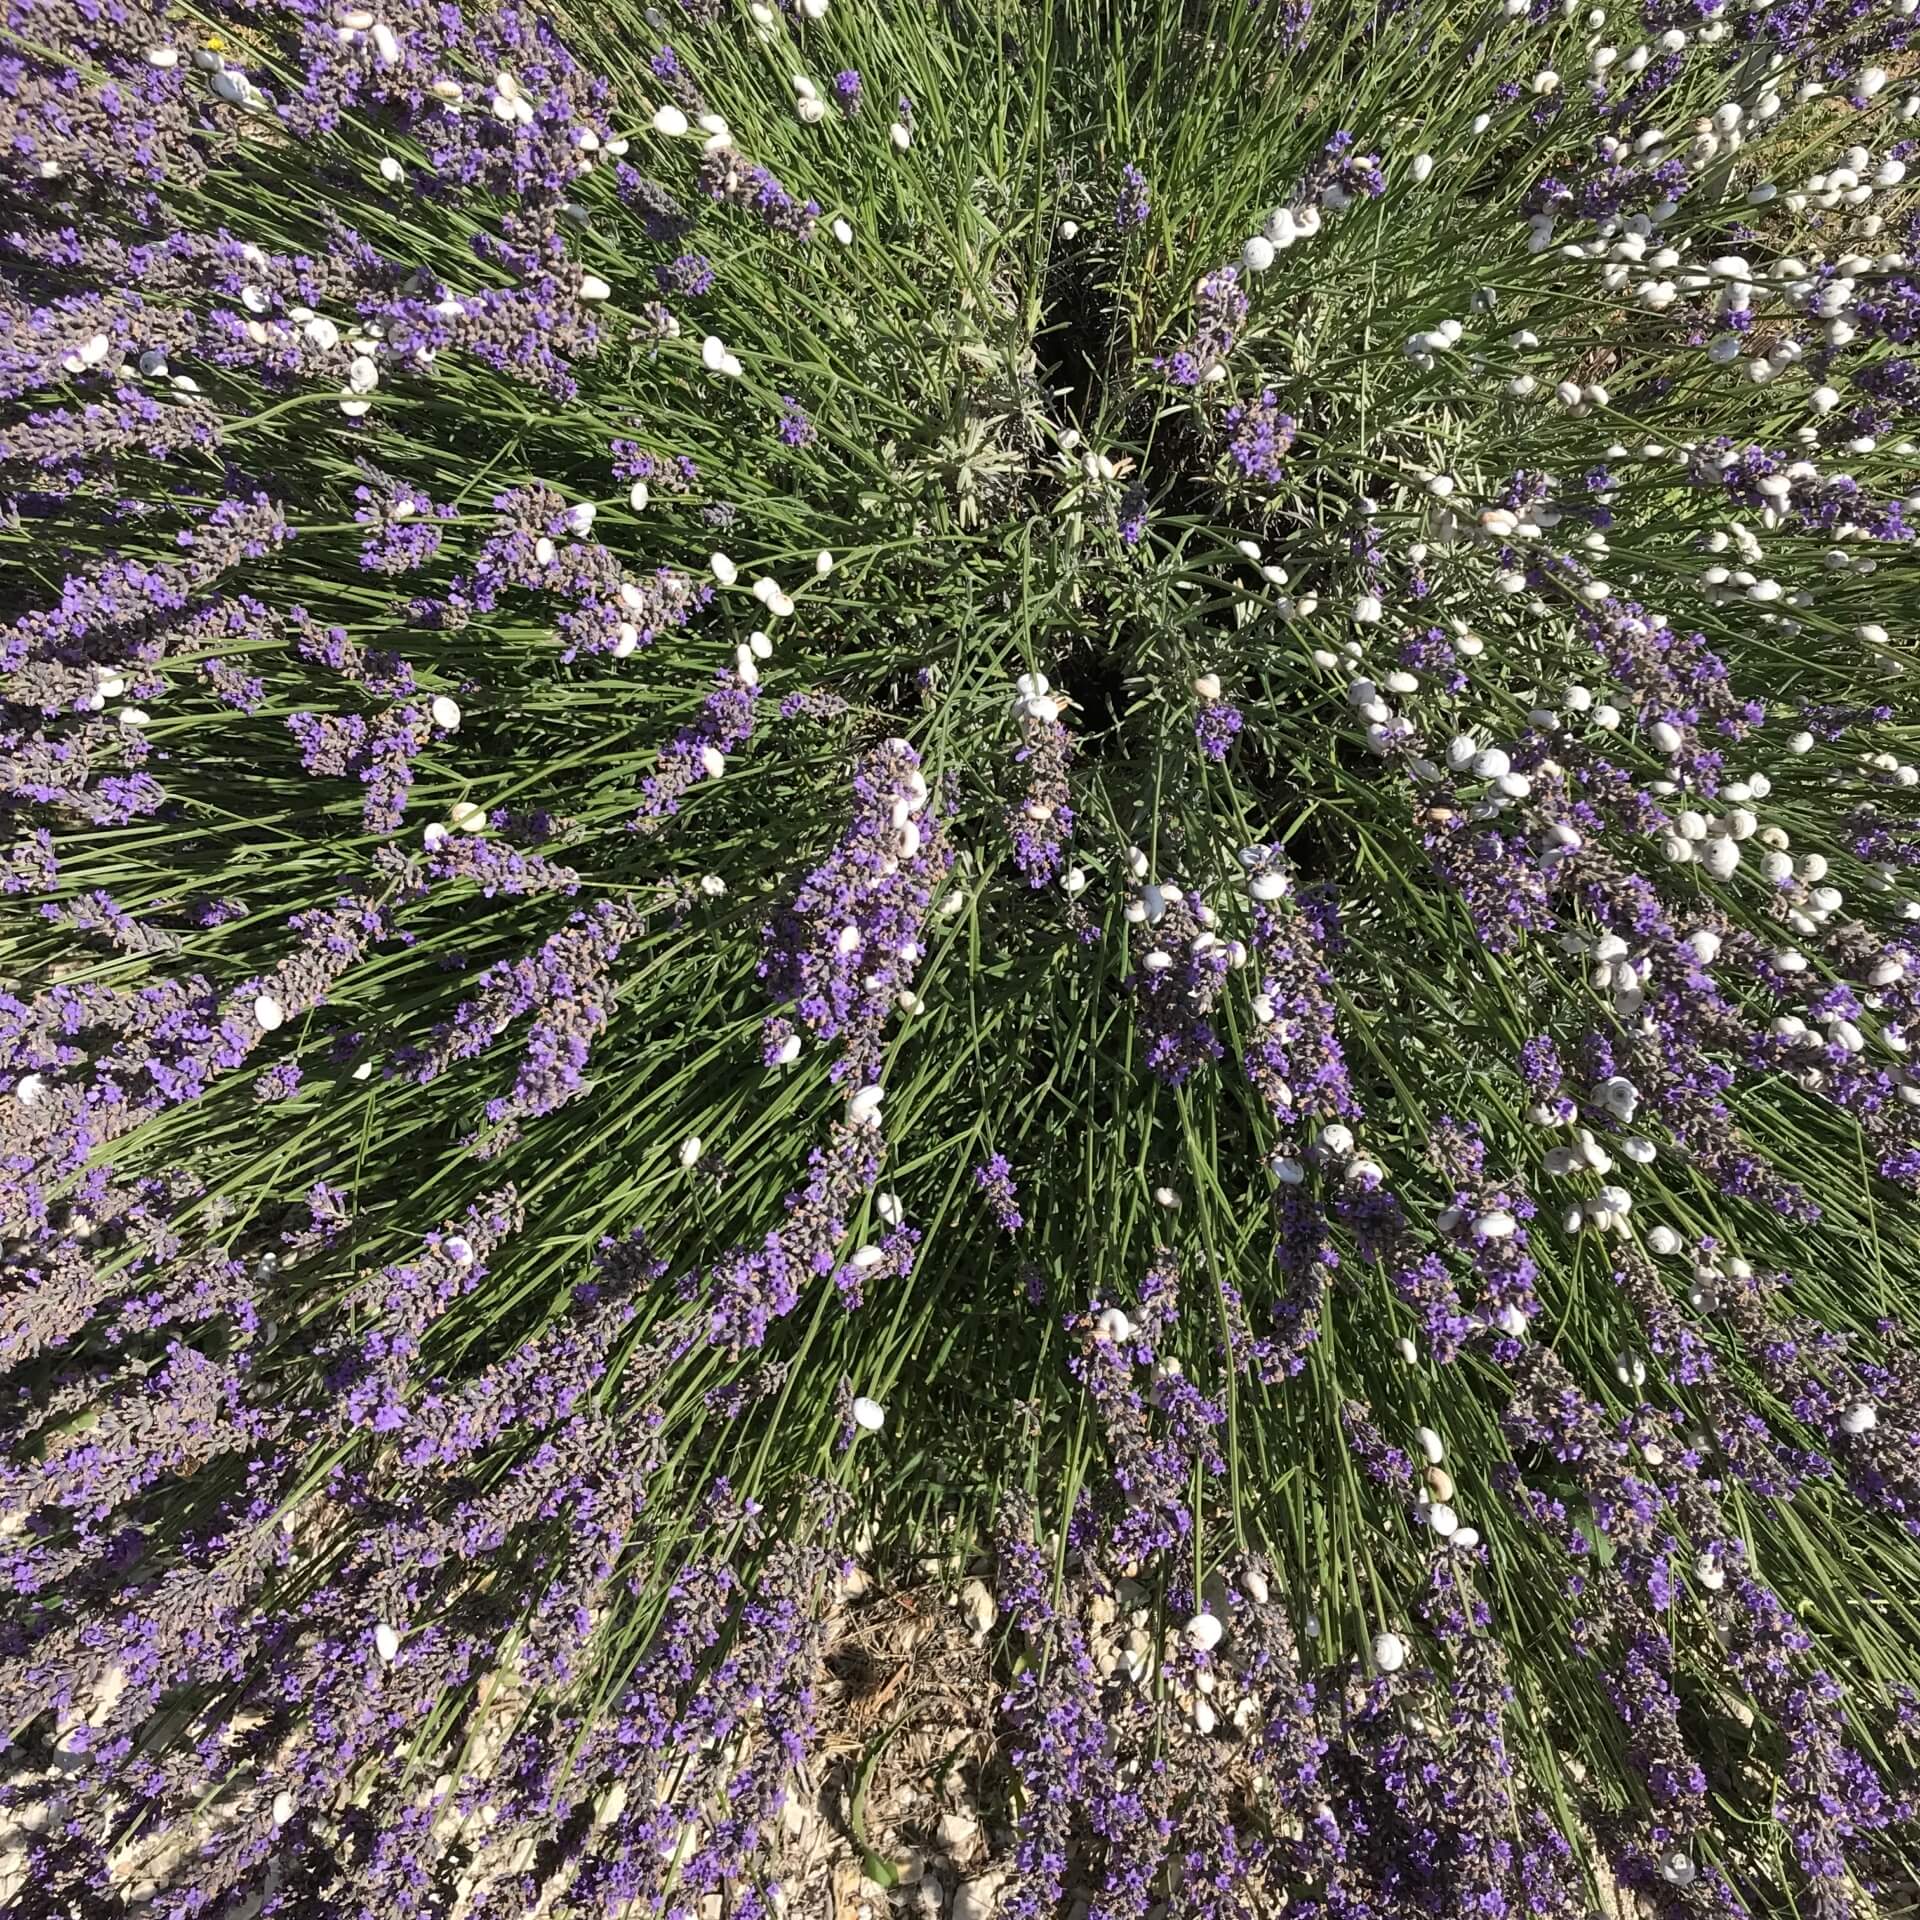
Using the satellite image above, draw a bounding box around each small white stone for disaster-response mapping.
[959,1576,996,1634]
[951,1873,1006,1920]
[1186,1611,1225,1652]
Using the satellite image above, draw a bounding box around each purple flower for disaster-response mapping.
[1129,883,1229,1087]
[1222,388,1296,484]
[352,467,456,574]
[655,251,716,297]
[631,670,759,825]
[407,902,638,1149]
[1005,698,1075,887]
[776,393,816,448]
[757,740,952,1085]
[1194,699,1244,760]
[455,482,710,661]
[700,149,819,241]
[1155,267,1248,388]
[974,1153,1023,1233]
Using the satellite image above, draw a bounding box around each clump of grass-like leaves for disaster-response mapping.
[5,0,1920,1914]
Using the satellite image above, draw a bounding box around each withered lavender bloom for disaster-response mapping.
[699,148,820,241]
[1005,699,1075,887]
[3,827,57,893]
[43,888,182,956]
[1155,266,1247,387]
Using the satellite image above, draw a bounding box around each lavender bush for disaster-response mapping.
[5,0,1920,1912]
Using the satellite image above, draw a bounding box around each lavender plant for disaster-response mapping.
[5,0,1920,1913]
